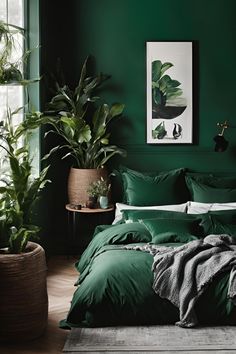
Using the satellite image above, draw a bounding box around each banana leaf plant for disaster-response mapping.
[43,56,126,168]
[0,108,50,253]
[152,60,187,119]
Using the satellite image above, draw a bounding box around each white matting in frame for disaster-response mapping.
[146,41,193,144]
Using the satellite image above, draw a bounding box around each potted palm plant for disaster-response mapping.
[0,108,50,341]
[43,56,126,206]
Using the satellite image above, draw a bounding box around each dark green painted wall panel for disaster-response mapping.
[73,0,236,169]
[39,0,236,253]
[40,0,236,170]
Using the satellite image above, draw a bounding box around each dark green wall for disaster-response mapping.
[39,0,236,253]
[73,0,236,172]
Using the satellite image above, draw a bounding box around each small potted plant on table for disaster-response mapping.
[86,177,111,209]
[95,177,111,209]
[86,181,99,208]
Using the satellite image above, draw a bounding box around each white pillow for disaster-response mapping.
[112,202,187,224]
[187,201,236,214]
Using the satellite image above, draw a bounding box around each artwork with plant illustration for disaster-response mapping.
[146,41,193,144]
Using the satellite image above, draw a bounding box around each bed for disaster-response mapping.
[60,167,236,329]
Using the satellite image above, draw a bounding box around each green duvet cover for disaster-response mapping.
[60,222,236,329]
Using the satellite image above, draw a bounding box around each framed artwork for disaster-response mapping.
[146,41,193,144]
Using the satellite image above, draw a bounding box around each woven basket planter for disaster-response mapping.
[0,242,48,342]
[67,167,108,206]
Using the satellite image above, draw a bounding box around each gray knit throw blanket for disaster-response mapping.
[125,234,236,328]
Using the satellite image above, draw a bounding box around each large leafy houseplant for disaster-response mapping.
[0,108,50,253]
[43,56,126,168]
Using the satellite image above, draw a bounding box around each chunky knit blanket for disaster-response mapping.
[125,234,236,328]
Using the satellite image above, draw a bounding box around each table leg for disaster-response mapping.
[72,210,76,243]
[67,210,71,257]
[67,210,77,257]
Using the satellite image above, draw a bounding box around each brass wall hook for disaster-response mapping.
[216,120,229,136]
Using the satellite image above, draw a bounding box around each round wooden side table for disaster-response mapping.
[65,204,115,255]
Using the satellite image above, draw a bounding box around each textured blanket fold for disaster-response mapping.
[125,234,236,328]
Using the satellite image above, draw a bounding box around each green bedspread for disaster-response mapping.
[60,222,236,328]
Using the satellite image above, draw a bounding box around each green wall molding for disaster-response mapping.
[122,148,224,155]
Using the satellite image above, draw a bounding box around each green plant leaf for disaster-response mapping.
[109,103,125,119]
[100,138,109,145]
[152,121,167,139]
[159,75,172,91]
[15,147,28,156]
[166,87,183,100]
[51,93,68,103]
[75,56,89,100]
[152,60,162,82]
[163,76,181,90]
[78,124,91,143]
[170,79,181,87]
[41,145,61,160]
[44,129,57,138]
[153,87,162,105]
[8,226,39,253]
[152,81,159,89]
[61,152,73,160]
[97,146,127,167]
[92,104,109,133]
[160,62,173,76]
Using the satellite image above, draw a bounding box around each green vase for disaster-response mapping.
[99,196,108,209]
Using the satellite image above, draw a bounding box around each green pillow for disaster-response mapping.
[111,166,152,203]
[186,174,236,200]
[186,173,236,187]
[208,209,236,224]
[121,167,188,206]
[123,208,236,225]
[140,217,203,244]
[200,215,236,237]
[152,232,198,244]
[189,180,236,203]
[123,209,196,223]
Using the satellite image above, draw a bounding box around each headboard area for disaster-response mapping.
[110,164,236,206]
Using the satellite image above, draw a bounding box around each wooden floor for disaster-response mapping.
[0,256,78,354]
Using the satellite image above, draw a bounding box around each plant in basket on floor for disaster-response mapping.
[0,108,50,341]
[42,55,126,206]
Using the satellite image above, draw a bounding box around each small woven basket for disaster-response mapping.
[0,242,48,342]
[67,167,108,206]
